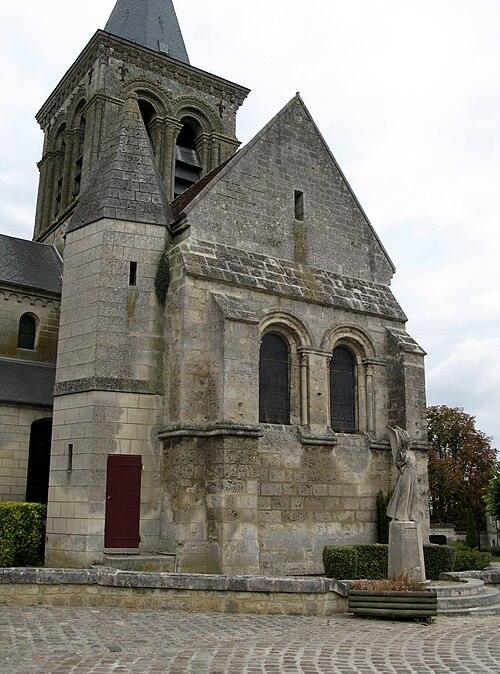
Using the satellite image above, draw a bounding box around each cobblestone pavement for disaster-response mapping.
[1,606,499,674]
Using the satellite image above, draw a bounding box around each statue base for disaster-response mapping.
[388,520,426,582]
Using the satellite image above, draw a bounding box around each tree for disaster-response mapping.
[485,462,500,522]
[427,405,496,531]
[465,507,477,549]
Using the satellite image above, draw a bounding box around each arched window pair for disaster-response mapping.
[259,334,356,431]
[18,314,37,350]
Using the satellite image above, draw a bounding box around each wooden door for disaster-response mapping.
[104,455,142,549]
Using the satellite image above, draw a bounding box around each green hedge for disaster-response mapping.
[323,544,388,579]
[423,544,456,580]
[0,502,46,566]
[323,543,457,580]
[454,548,492,572]
[0,538,15,566]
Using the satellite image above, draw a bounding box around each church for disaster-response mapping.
[0,0,429,575]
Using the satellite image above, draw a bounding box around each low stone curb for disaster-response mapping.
[0,568,350,616]
[0,567,348,595]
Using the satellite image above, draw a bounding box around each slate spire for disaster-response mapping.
[104,0,190,63]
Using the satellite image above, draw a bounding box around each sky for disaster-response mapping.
[1,0,499,450]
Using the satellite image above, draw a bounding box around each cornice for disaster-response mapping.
[37,31,250,130]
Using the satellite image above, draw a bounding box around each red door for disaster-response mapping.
[104,455,142,549]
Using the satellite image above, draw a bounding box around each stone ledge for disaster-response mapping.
[158,423,263,439]
[0,568,347,596]
[440,568,500,585]
[0,568,349,616]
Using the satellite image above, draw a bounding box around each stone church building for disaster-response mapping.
[0,0,429,575]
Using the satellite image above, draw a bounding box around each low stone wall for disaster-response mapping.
[0,568,348,616]
[441,567,500,591]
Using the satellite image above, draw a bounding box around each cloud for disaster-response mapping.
[427,339,500,447]
[1,0,499,448]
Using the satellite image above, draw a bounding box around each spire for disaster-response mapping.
[104,0,190,63]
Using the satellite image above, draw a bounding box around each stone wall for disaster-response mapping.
[0,404,52,502]
[0,287,60,364]
[0,568,348,616]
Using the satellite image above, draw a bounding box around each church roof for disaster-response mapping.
[0,235,62,295]
[68,95,174,233]
[0,358,55,407]
[104,0,189,62]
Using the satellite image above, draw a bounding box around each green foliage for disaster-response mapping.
[451,541,492,571]
[324,543,459,581]
[453,546,492,572]
[0,538,15,567]
[0,502,46,566]
[323,544,388,579]
[427,405,496,531]
[487,546,500,556]
[323,545,358,579]
[356,544,389,579]
[154,251,170,305]
[423,544,456,580]
[466,506,477,549]
[484,462,500,522]
[376,490,393,544]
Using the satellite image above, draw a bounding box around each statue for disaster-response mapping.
[386,425,419,522]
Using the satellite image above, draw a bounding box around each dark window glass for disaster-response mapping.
[18,314,36,350]
[330,346,356,432]
[259,333,290,424]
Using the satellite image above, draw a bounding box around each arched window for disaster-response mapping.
[174,117,202,198]
[139,99,157,152]
[330,346,356,432]
[73,103,86,198]
[259,333,290,424]
[18,314,37,350]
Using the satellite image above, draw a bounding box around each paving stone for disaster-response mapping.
[1,606,500,673]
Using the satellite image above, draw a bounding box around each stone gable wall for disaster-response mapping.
[181,101,394,285]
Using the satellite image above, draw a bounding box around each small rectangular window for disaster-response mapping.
[67,444,73,472]
[129,261,137,286]
[294,190,304,221]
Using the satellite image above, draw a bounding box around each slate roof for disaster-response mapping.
[175,239,407,321]
[0,358,55,407]
[0,235,62,295]
[68,95,174,233]
[104,0,190,63]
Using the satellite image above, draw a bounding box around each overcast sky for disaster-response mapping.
[1,1,499,450]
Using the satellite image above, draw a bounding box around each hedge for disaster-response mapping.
[323,544,388,579]
[0,502,46,566]
[423,544,456,580]
[453,548,492,572]
[0,538,15,566]
[323,543,457,580]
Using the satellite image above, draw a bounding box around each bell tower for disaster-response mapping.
[33,0,249,246]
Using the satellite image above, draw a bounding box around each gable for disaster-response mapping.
[178,96,394,285]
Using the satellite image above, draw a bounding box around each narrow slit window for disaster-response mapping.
[67,444,73,472]
[294,190,304,221]
[129,261,137,286]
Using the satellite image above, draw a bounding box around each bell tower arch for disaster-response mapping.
[33,0,249,244]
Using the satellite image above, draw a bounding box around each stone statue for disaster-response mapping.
[386,425,419,522]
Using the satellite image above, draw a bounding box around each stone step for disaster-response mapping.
[101,554,176,573]
[428,578,484,597]
[439,601,500,617]
[437,586,500,611]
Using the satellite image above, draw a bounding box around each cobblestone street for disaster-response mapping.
[1,606,499,673]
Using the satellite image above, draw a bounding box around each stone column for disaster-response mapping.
[364,361,375,434]
[305,349,331,430]
[300,351,309,426]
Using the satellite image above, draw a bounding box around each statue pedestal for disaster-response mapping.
[388,520,426,582]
